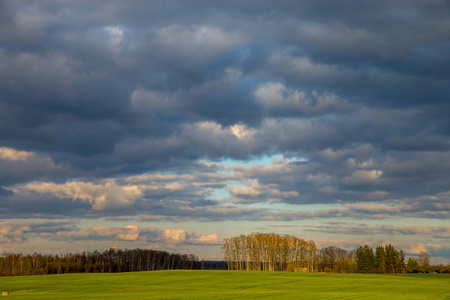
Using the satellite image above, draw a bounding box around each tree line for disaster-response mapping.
[223,233,450,274]
[1,235,448,276]
[0,248,226,277]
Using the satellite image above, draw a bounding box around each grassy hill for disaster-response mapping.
[0,270,449,299]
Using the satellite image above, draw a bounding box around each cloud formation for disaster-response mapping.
[0,0,449,261]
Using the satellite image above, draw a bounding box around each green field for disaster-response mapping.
[0,271,449,299]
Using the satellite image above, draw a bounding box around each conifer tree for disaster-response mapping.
[384,244,399,274]
[356,245,375,273]
[398,250,406,273]
[375,246,386,274]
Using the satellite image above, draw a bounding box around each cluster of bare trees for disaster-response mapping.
[405,251,447,273]
[0,248,201,276]
[223,233,318,272]
[318,246,356,273]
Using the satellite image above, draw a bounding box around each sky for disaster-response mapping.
[0,0,449,264]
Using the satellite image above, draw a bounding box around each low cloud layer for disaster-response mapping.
[0,221,219,251]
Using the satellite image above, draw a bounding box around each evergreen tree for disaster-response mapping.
[375,246,386,274]
[398,250,406,273]
[356,245,375,273]
[384,244,399,274]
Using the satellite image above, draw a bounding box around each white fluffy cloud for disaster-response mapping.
[0,221,75,243]
[12,180,144,211]
[0,147,34,161]
[92,225,141,241]
[163,228,219,245]
[164,228,187,243]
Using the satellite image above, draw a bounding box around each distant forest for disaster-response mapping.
[1,233,449,276]
[0,248,226,277]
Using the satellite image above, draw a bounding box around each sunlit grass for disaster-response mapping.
[0,270,449,299]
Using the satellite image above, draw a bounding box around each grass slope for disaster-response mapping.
[0,270,449,299]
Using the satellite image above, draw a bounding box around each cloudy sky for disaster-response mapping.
[0,0,449,263]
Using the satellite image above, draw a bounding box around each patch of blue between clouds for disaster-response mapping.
[204,154,342,213]
[206,154,305,167]
[209,188,231,200]
[240,202,343,212]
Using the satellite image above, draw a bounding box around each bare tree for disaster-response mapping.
[418,251,430,273]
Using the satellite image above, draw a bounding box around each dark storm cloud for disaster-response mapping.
[0,0,449,220]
